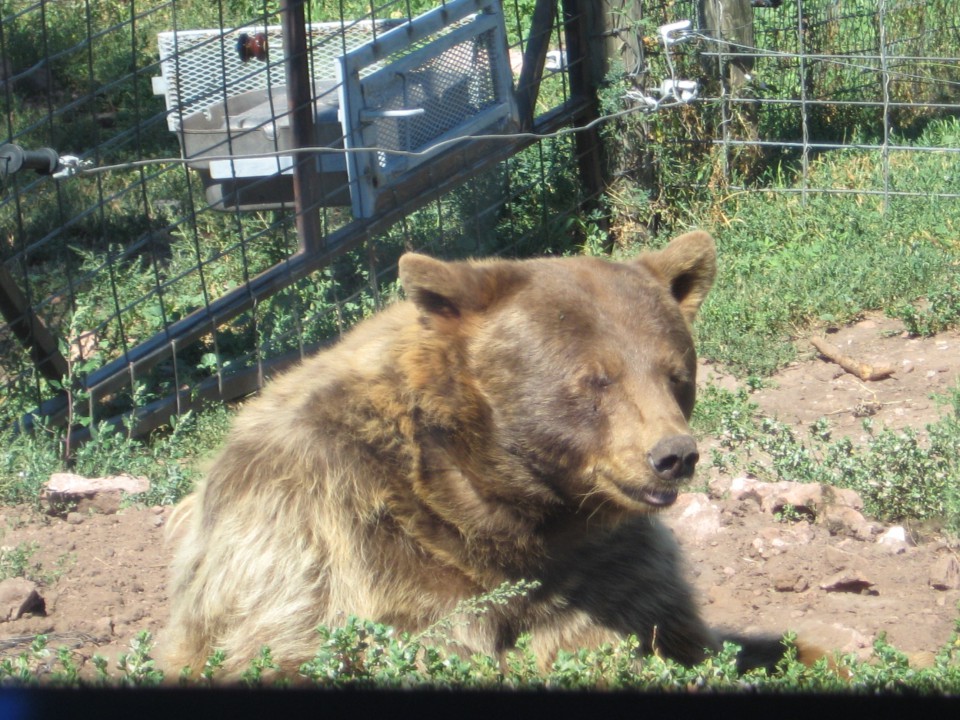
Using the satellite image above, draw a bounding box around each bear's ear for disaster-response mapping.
[398,254,524,320]
[638,231,717,324]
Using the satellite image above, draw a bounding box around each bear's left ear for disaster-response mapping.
[398,253,525,321]
[638,230,717,324]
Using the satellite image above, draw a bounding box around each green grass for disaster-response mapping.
[0,404,233,507]
[682,118,960,377]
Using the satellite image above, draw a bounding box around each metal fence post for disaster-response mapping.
[281,0,324,254]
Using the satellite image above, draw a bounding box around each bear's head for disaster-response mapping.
[398,231,716,522]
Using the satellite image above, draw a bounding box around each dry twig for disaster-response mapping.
[810,337,894,382]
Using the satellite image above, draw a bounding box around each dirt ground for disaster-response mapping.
[1,313,958,678]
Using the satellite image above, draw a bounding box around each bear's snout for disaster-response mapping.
[647,434,700,484]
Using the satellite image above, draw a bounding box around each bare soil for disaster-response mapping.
[1,313,958,677]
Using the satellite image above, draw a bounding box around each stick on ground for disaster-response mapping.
[810,337,894,381]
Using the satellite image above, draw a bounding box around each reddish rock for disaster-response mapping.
[42,473,150,516]
[666,493,722,543]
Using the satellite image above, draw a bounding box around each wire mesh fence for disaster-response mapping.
[1,0,958,446]
[603,0,959,220]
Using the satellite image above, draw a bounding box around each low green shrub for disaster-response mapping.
[694,382,960,531]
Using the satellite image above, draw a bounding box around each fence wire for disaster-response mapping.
[606,0,959,209]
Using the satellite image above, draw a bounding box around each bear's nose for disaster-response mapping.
[648,434,700,483]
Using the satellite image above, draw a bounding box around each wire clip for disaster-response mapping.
[52,155,92,179]
[659,79,699,103]
[660,20,693,46]
[624,78,699,111]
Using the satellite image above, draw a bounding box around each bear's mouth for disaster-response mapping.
[640,487,679,508]
[609,480,679,509]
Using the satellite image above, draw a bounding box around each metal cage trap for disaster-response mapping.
[152,0,518,217]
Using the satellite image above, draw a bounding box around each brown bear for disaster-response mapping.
[163,230,792,678]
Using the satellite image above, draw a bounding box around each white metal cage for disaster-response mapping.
[153,21,391,132]
[152,1,517,215]
[339,0,518,218]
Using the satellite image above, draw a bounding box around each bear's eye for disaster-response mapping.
[584,373,613,391]
[669,374,696,415]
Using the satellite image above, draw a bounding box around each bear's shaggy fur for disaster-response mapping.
[163,231,789,677]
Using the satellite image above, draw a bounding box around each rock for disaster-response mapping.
[820,504,876,540]
[826,486,864,511]
[790,619,873,658]
[762,482,823,518]
[773,571,810,593]
[727,475,767,505]
[824,545,857,571]
[820,570,877,595]
[42,473,150,516]
[0,578,46,621]
[877,526,912,552]
[666,493,722,543]
[929,555,960,591]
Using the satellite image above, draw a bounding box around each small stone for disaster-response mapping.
[0,578,45,622]
[877,526,911,551]
[929,555,960,591]
[773,572,809,593]
[666,493,722,543]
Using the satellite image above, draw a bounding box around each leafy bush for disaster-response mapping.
[3,615,960,692]
[889,281,960,337]
[694,383,960,531]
